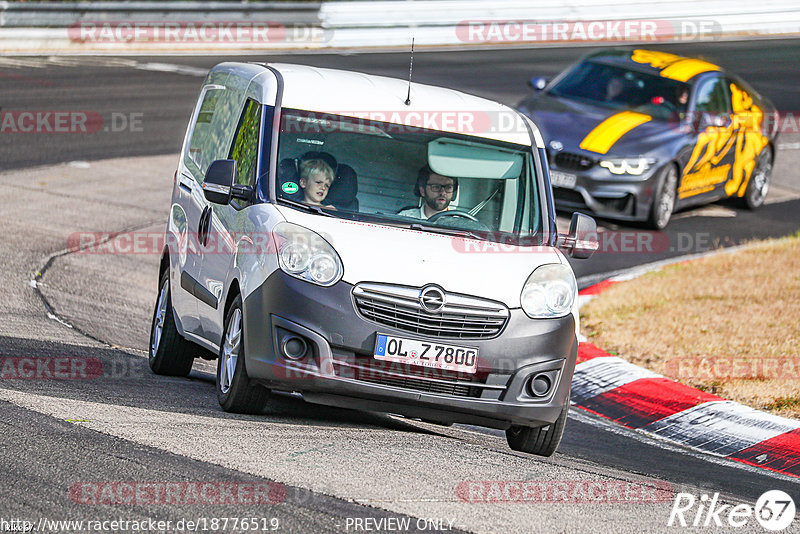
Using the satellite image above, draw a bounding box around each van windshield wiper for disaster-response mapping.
[408,222,482,241]
[277,198,335,217]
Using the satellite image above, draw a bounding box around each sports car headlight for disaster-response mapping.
[274,222,343,287]
[521,264,577,319]
[599,157,654,176]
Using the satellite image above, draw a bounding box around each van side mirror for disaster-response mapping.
[556,212,599,259]
[202,159,236,204]
[528,77,549,91]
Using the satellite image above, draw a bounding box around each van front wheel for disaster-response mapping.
[216,295,270,414]
[506,402,569,457]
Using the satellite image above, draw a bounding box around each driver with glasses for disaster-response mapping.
[398,165,458,220]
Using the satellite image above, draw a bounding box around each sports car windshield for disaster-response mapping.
[275,109,543,246]
[548,60,689,119]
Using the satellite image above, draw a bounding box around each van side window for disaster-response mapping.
[229,99,262,188]
[185,87,222,180]
[184,86,244,183]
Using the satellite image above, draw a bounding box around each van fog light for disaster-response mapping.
[281,335,308,360]
[528,374,552,397]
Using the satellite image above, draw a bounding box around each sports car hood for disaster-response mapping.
[518,92,684,156]
[275,206,563,309]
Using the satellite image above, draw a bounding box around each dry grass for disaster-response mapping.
[581,233,800,418]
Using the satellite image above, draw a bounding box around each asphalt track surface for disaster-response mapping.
[1,40,799,533]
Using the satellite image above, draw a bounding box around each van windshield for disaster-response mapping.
[275,109,543,246]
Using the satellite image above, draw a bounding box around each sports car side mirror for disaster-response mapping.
[556,212,599,259]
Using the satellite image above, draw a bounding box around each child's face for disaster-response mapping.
[300,171,332,204]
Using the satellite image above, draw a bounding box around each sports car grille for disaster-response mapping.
[553,188,586,206]
[352,283,509,339]
[552,151,595,171]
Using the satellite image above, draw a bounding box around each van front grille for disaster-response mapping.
[352,283,509,339]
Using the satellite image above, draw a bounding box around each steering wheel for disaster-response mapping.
[427,209,492,232]
[427,209,479,223]
[656,100,678,113]
[637,100,677,116]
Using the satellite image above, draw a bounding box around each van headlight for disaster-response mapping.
[274,222,343,287]
[520,264,577,318]
[599,157,654,176]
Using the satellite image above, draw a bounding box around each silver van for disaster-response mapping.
[149,62,598,456]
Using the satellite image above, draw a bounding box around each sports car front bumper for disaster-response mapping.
[549,153,662,221]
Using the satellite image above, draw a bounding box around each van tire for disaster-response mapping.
[148,270,196,377]
[216,294,270,414]
[506,401,569,457]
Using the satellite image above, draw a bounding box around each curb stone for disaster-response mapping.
[571,253,800,478]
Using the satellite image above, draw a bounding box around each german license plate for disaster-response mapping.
[374,334,478,374]
[550,171,577,189]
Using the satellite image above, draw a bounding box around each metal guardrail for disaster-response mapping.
[0,2,322,26]
[0,0,798,53]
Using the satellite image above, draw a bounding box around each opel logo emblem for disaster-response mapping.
[419,285,446,314]
[550,140,563,151]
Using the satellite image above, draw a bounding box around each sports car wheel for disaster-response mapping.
[216,294,270,414]
[742,148,772,209]
[148,270,196,376]
[647,164,678,230]
[506,401,569,457]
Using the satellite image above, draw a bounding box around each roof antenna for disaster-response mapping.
[404,38,414,106]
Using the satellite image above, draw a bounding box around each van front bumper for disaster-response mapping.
[242,271,577,429]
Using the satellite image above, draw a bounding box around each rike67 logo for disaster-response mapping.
[668,490,795,531]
